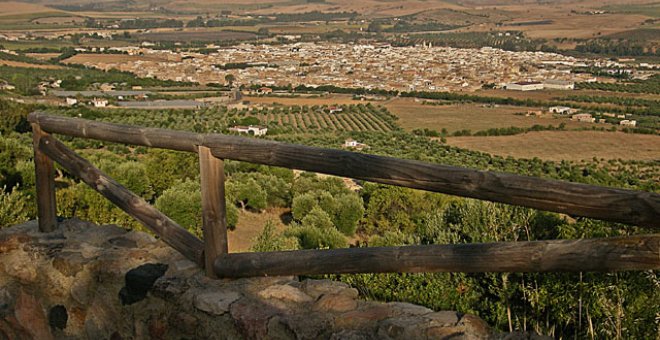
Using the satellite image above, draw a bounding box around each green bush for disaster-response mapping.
[155,180,203,236]
[251,221,299,252]
[0,186,31,228]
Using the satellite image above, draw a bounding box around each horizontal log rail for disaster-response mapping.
[28,112,660,278]
[214,235,660,278]
[28,113,660,228]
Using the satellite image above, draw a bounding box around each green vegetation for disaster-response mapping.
[215,62,278,70]
[0,64,194,95]
[575,39,658,57]
[604,3,660,18]
[336,202,657,338]
[390,31,557,53]
[576,75,660,94]
[0,51,48,64]
[0,57,658,339]
[385,20,461,33]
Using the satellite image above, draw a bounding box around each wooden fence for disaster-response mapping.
[28,113,660,278]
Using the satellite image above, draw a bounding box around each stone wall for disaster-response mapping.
[0,219,537,339]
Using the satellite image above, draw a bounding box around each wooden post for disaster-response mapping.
[198,146,229,277]
[31,123,57,232]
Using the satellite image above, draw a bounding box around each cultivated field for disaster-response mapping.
[249,0,462,16]
[265,23,365,35]
[247,104,399,133]
[476,89,660,101]
[385,98,597,133]
[25,53,61,61]
[0,2,64,17]
[62,53,174,64]
[137,30,257,42]
[244,94,365,106]
[446,130,660,161]
[458,0,655,39]
[0,59,63,69]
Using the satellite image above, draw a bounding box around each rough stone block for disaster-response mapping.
[193,289,241,315]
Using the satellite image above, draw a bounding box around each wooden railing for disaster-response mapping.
[29,113,660,278]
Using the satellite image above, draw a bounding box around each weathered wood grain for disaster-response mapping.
[31,123,57,232]
[214,235,660,278]
[28,112,201,153]
[37,134,204,265]
[198,146,228,278]
[28,113,660,228]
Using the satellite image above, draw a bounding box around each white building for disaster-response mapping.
[65,97,78,106]
[619,120,637,127]
[0,82,15,91]
[228,125,268,136]
[343,138,368,150]
[543,80,575,90]
[91,98,108,108]
[572,113,595,123]
[344,138,359,148]
[549,106,572,114]
[505,81,544,91]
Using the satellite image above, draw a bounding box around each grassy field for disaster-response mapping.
[0,59,63,69]
[446,130,660,161]
[476,89,660,101]
[228,208,287,253]
[265,23,360,34]
[0,40,75,50]
[0,2,65,17]
[604,3,660,18]
[136,30,257,42]
[384,98,598,133]
[63,53,175,64]
[245,94,365,106]
[25,53,62,61]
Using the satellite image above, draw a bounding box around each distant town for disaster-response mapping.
[59,43,658,93]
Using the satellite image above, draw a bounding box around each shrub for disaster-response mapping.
[0,186,30,228]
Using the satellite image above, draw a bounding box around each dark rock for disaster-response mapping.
[119,263,168,305]
[48,305,67,330]
[151,276,190,301]
[267,316,297,340]
[148,317,167,339]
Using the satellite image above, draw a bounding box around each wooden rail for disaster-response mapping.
[214,235,660,278]
[28,113,660,228]
[27,113,660,278]
[37,134,205,265]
